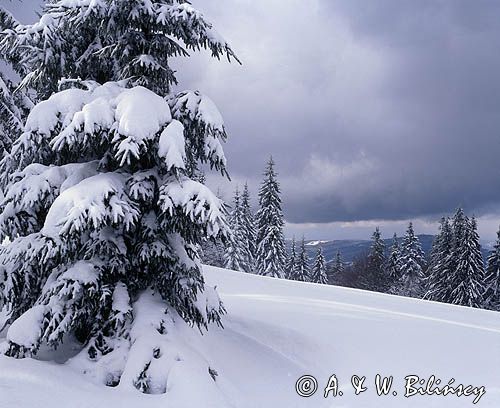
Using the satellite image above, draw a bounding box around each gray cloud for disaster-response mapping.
[6,0,500,239]
[195,0,500,225]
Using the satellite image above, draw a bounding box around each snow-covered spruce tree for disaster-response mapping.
[310,246,327,284]
[485,226,500,310]
[429,208,472,304]
[329,250,344,284]
[425,217,453,302]
[369,228,386,270]
[240,182,257,272]
[0,0,238,393]
[385,233,401,283]
[255,157,286,277]
[200,187,226,268]
[285,236,297,279]
[291,237,310,282]
[224,187,245,272]
[449,208,468,273]
[448,217,485,308]
[364,227,387,291]
[396,222,426,297]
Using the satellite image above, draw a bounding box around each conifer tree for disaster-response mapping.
[0,0,237,393]
[364,227,387,291]
[485,226,500,310]
[224,187,245,272]
[285,236,297,279]
[425,217,453,301]
[329,250,344,284]
[397,222,426,297]
[291,237,310,282]
[310,246,328,284]
[385,233,401,282]
[255,157,286,277]
[433,208,476,305]
[240,182,257,272]
[449,208,467,273]
[200,187,226,268]
[369,228,386,270]
[449,217,485,308]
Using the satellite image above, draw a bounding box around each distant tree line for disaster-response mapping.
[203,159,500,312]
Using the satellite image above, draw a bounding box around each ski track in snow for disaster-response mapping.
[224,293,500,334]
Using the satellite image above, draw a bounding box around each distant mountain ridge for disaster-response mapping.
[287,235,491,264]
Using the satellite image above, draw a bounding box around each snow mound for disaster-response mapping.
[5,305,45,349]
[1,266,499,407]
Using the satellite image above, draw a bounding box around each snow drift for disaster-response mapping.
[1,266,499,408]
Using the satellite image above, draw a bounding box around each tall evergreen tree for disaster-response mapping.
[291,237,310,282]
[425,217,453,302]
[0,0,237,392]
[449,216,485,308]
[364,227,387,291]
[224,187,245,272]
[200,187,226,268]
[397,222,426,297]
[369,227,386,270]
[449,208,468,274]
[255,157,286,278]
[485,226,500,310]
[310,246,328,284]
[385,233,401,282]
[240,182,257,272]
[285,236,297,279]
[329,250,344,284]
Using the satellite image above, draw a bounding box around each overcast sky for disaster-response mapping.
[6,0,500,241]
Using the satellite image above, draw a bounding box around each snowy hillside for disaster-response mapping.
[1,266,499,408]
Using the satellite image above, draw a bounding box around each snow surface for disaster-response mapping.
[0,266,499,407]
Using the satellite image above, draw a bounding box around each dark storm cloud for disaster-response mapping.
[6,0,500,229]
[309,0,500,223]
